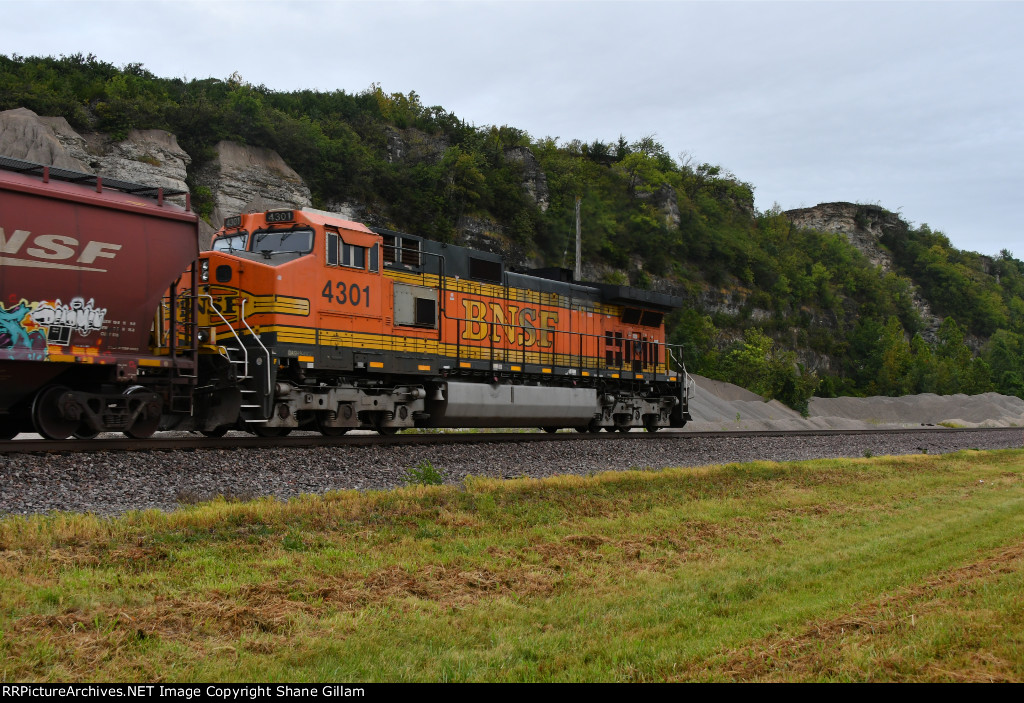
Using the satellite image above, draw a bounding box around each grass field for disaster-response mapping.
[2,449,1023,682]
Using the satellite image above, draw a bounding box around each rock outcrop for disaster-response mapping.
[785,202,941,337]
[383,126,449,165]
[504,146,549,212]
[78,129,191,197]
[785,202,903,272]
[195,141,312,228]
[0,108,190,200]
[0,108,88,170]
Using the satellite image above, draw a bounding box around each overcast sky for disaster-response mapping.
[3,0,1022,256]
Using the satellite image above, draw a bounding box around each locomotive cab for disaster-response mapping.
[195,209,390,435]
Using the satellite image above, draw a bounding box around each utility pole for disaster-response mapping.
[574,196,582,282]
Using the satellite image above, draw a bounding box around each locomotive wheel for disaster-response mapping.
[377,426,399,436]
[644,417,661,433]
[617,426,632,433]
[123,387,161,439]
[603,426,617,433]
[319,426,349,437]
[200,427,229,438]
[315,415,349,437]
[587,419,602,434]
[31,385,77,440]
[252,425,292,438]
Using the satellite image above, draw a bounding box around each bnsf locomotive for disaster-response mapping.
[0,156,692,439]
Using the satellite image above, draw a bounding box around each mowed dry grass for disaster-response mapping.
[2,449,1023,681]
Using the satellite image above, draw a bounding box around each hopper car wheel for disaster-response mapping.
[542,427,559,434]
[74,424,100,440]
[0,421,18,440]
[574,426,588,433]
[588,420,602,434]
[200,427,229,438]
[31,385,77,440]
[253,425,292,438]
[123,386,161,439]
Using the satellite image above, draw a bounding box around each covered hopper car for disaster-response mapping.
[0,156,199,439]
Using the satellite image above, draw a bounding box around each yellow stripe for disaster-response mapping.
[139,359,163,367]
[233,324,666,376]
[370,361,384,369]
[418,364,431,371]
[298,355,314,363]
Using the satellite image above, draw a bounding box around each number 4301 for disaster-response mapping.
[322,281,370,307]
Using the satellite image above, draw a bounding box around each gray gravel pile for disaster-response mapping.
[686,375,1024,431]
[1,429,1021,516]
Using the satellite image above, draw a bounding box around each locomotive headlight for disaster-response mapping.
[200,258,210,282]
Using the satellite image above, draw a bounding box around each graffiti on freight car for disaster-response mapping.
[0,300,46,354]
[0,296,108,360]
[29,297,107,345]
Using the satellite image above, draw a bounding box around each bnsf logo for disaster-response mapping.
[0,227,122,272]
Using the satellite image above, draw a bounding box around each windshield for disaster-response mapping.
[252,229,314,255]
[212,233,248,253]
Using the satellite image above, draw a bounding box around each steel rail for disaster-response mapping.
[1,426,1021,455]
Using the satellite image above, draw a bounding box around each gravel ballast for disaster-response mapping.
[1,429,1021,517]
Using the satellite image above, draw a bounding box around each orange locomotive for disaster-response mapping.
[180,208,692,435]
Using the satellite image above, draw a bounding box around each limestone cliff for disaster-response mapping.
[0,108,88,170]
[504,146,549,212]
[194,140,312,231]
[0,108,191,202]
[785,202,902,272]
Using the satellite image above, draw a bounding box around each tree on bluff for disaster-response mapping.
[714,328,818,414]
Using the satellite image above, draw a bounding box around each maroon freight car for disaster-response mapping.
[0,157,199,439]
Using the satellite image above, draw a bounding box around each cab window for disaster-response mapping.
[341,243,366,269]
[212,233,248,253]
[252,229,314,255]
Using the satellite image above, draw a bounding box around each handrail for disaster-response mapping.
[236,298,273,396]
[197,293,249,379]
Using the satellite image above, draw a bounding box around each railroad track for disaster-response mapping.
[2,426,1020,455]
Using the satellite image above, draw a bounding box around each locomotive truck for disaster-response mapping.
[0,156,693,439]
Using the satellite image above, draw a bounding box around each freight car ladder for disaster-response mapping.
[167,272,200,415]
[200,294,274,423]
